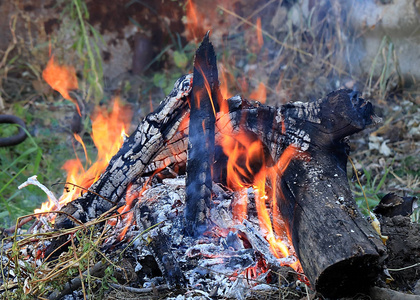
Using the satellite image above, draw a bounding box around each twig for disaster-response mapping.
[388,262,420,272]
[348,156,372,215]
[70,234,87,300]
[4,216,34,234]
[233,0,277,31]
[57,181,116,205]
[19,175,60,209]
[47,261,108,300]
[109,283,170,294]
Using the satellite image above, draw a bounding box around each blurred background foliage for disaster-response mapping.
[0,0,419,227]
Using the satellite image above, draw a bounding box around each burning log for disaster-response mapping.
[53,74,193,229]
[274,91,387,297]
[185,32,221,236]
[48,36,387,297]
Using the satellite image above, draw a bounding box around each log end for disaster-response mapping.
[316,254,381,298]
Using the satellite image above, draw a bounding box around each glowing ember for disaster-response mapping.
[42,55,80,115]
[34,97,132,215]
[217,109,304,269]
[115,184,136,242]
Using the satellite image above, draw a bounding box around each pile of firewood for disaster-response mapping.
[1,34,419,300]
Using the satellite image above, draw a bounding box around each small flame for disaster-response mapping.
[42,55,80,115]
[186,0,206,42]
[35,98,132,215]
[115,184,137,242]
[194,63,218,117]
[219,64,233,100]
[256,17,264,48]
[249,82,266,103]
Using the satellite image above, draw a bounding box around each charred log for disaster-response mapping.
[275,90,386,297]
[50,37,387,298]
[54,74,193,229]
[374,193,418,218]
[185,32,221,236]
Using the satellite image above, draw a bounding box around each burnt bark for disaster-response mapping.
[185,33,220,236]
[51,38,387,298]
[54,74,193,229]
[274,90,386,297]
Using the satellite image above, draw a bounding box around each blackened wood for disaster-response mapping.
[135,189,186,288]
[275,90,386,298]
[54,74,193,229]
[146,228,186,287]
[47,261,108,300]
[50,38,387,298]
[185,32,220,236]
[374,193,418,217]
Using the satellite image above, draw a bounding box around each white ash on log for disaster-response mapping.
[48,35,387,298]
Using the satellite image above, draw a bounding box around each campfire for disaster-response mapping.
[1,32,419,300]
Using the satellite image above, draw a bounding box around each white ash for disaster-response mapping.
[122,179,301,299]
[2,175,303,299]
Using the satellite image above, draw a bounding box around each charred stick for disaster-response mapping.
[109,283,170,294]
[47,261,108,300]
[146,228,186,287]
[185,33,220,236]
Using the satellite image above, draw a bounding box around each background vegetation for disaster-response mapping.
[0,0,419,229]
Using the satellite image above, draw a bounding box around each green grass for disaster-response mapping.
[0,97,101,228]
[0,122,67,227]
[350,161,390,215]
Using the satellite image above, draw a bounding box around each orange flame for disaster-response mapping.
[194,63,219,117]
[217,105,307,268]
[115,184,137,242]
[249,82,266,103]
[256,17,263,48]
[42,55,80,115]
[219,64,233,100]
[35,98,132,215]
[186,0,206,42]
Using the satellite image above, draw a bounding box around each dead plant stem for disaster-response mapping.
[70,233,87,300]
[217,5,351,77]
[348,156,372,215]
